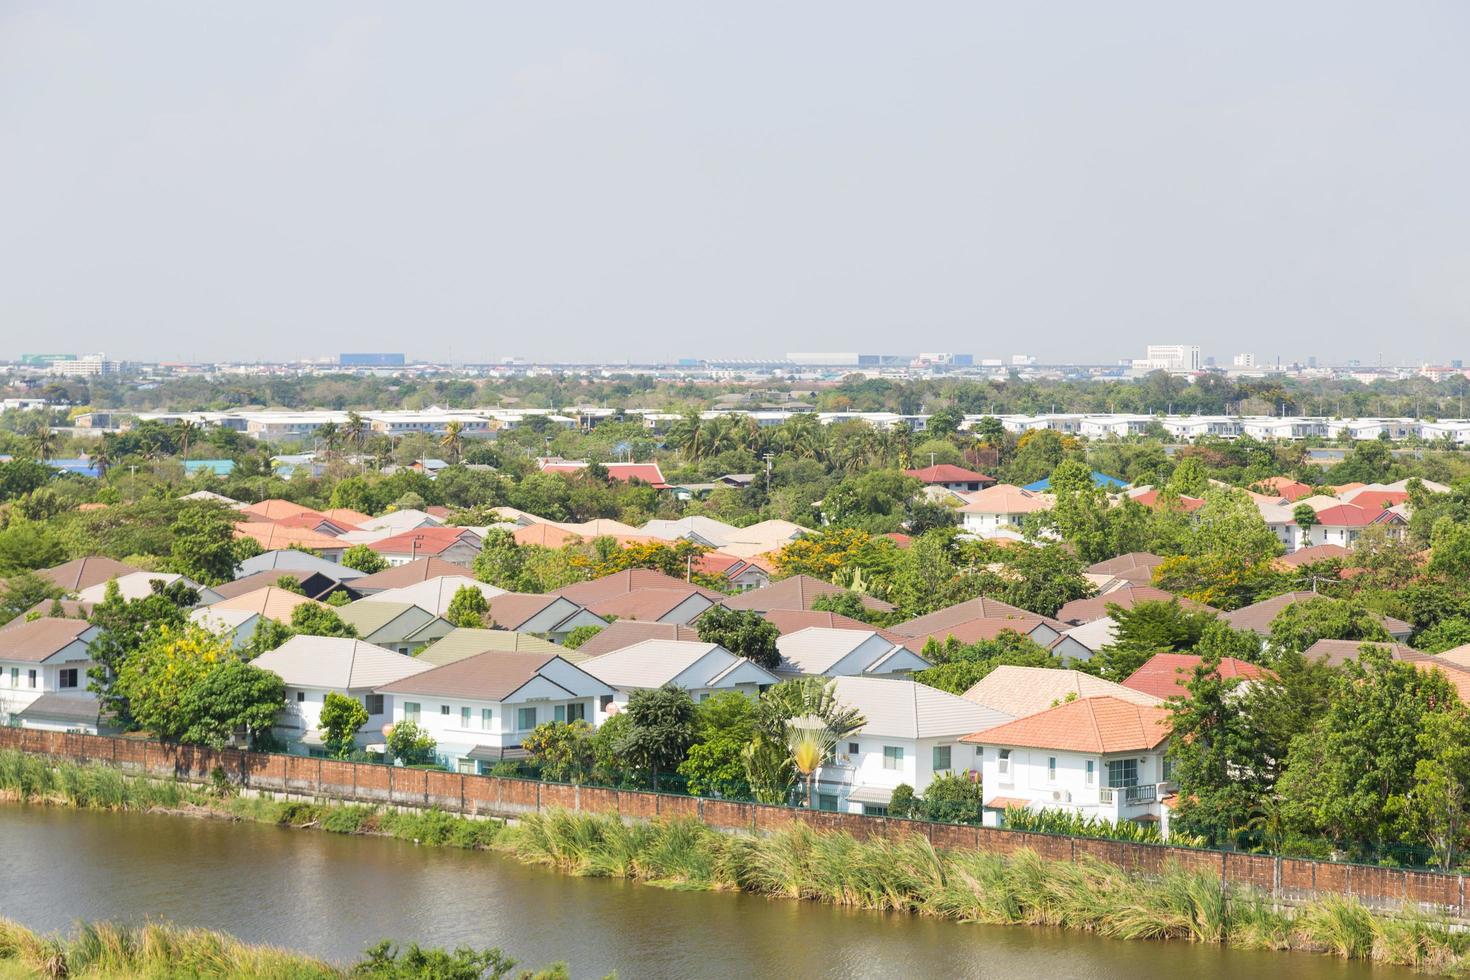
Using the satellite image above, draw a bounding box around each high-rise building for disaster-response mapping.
[1232,352,1256,368]
[1144,345,1201,372]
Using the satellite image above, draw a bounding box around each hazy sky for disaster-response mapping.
[3,3,1468,365]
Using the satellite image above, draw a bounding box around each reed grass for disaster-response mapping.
[0,750,194,812]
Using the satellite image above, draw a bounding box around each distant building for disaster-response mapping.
[20,354,75,367]
[339,353,406,367]
[1232,352,1256,368]
[1142,345,1201,372]
[48,354,117,377]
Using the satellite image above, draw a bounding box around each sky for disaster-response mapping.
[2,2,1468,366]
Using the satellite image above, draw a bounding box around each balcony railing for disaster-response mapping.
[1099,783,1158,806]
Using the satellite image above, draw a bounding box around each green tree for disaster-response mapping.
[1152,487,1285,610]
[1166,457,1210,496]
[168,504,239,586]
[386,720,437,767]
[988,544,1094,618]
[695,605,780,670]
[1409,705,1470,869]
[916,772,986,824]
[1266,596,1391,658]
[618,684,696,790]
[522,720,596,783]
[341,544,388,575]
[0,523,66,575]
[1292,503,1319,536]
[745,677,863,808]
[1091,599,1216,682]
[290,602,358,638]
[179,656,286,749]
[912,631,1060,693]
[87,579,192,723]
[676,691,758,798]
[445,585,490,629]
[473,530,527,590]
[0,571,64,627]
[320,691,370,759]
[563,625,603,650]
[274,575,306,595]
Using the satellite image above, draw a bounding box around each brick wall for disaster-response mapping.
[4,728,1463,917]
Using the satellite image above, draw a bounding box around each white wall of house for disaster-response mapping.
[0,656,90,723]
[811,733,976,814]
[975,743,1171,829]
[276,685,393,753]
[384,684,599,773]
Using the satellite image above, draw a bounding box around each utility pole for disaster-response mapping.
[763,452,774,493]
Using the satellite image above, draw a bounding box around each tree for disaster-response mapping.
[445,585,490,628]
[274,575,306,595]
[87,579,192,723]
[522,720,596,783]
[1266,596,1391,658]
[0,523,66,575]
[1409,706,1470,869]
[341,545,388,575]
[617,684,696,790]
[168,504,239,586]
[677,691,758,798]
[809,590,882,624]
[1152,487,1285,610]
[440,421,465,464]
[320,691,370,759]
[744,677,864,808]
[1091,599,1217,681]
[386,720,437,766]
[1167,457,1210,496]
[0,571,64,626]
[472,530,527,590]
[179,657,286,749]
[290,602,359,638]
[1293,503,1319,535]
[912,631,1059,693]
[695,605,780,669]
[915,773,986,824]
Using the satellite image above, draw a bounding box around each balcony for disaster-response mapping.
[1099,783,1158,807]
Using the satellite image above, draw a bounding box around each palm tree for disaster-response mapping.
[91,437,116,478]
[670,409,707,462]
[29,423,56,462]
[776,413,822,460]
[440,421,464,464]
[315,421,341,460]
[175,419,198,461]
[342,411,367,452]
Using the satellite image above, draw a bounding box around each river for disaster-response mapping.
[0,805,1408,979]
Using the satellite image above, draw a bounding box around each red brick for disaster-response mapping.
[462,775,500,814]
[540,783,578,811]
[1314,861,1348,894]
[425,770,464,810]
[1404,870,1460,909]
[752,804,798,833]
[927,822,979,852]
[498,777,539,813]
[618,790,658,819]
[390,767,428,805]
[1279,857,1316,897]
[318,760,357,798]
[656,794,700,821]
[702,800,751,832]
[354,764,393,802]
[284,755,320,793]
[577,786,620,816]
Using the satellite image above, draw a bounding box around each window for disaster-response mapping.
[1162,756,1174,782]
[27,670,36,689]
[862,805,888,817]
[974,746,984,760]
[1106,759,1139,789]
[517,707,537,731]
[296,691,306,703]
[997,748,1011,780]
[58,669,78,690]
[1086,760,1096,787]
[8,668,16,687]
[932,745,952,772]
[461,707,472,729]
[364,695,384,715]
[817,793,839,812]
[1047,757,1057,782]
[457,759,475,774]
[481,708,493,730]
[441,704,451,716]
[848,742,860,755]
[403,702,421,723]
[882,746,904,770]
[600,695,614,711]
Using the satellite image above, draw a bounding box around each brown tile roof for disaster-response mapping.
[1274,544,1350,568]
[1120,654,1267,699]
[212,587,325,622]
[1223,591,1412,637]
[1055,586,1218,626]
[1300,638,1418,667]
[582,588,713,622]
[892,597,1058,637]
[719,575,894,614]
[761,609,907,644]
[513,523,581,548]
[376,650,560,701]
[322,508,375,526]
[370,527,479,557]
[961,696,1173,753]
[213,570,347,601]
[1084,552,1164,577]
[240,499,323,521]
[351,558,471,591]
[903,464,994,484]
[573,621,702,657]
[983,795,1033,810]
[554,569,724,606]
[898,615,1049,653]
[234,522,344,553]
[37,557,143,593]
[0,617,93,662]
[484,593,563,630]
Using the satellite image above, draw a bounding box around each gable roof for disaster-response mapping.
[513,523,582,548]
[234,522,345,553]
[1275,544,1351,568]
[484,592,576,630]
[236,549,366,580]
[240,499,322,521]
[0,617,95,663]
[903,464,994,484]
[761,609,907,644]
[369,526,480,557]
[892,597,1059,637]
[1300,638,1419,667]
[553,569,724,606]
[961,696,1172,753]
[571,621,702,657]
[213,570,351,602]
[321,508,375,526]
[579,639,779,690]
[962,666,1162,718]
[377,650,560,700]
[775,628,917,675]
[212,587,325,621]
[898,615,1050,652]
[582,587,714,622]
[831,676,1012,739]
[1120,653,1267,699]
[1055,586,1217,626]
[358,577,505,616]
[1084,552,1164,578]
[1223,591,1412,637]
[357,509,443,534]
[252,636,430,690]
[335,601,433,635]
[720,575,894,614]
[37,556,143,594]
[959,484,1054,514]
[350,558,471,591]
[415,628,566,667]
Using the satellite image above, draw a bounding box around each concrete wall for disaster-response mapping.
[4,727,1467,918]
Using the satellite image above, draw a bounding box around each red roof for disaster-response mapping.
[370,526,478,557]
[1130,489,1205,512]
[962,696,1173,753]
[540,460,668,488]
[903,464,994,485]
[1342,490,1408,511]
[1253,478,1313,502]
[1312,504,1401,528]
[1120,653,1267,699]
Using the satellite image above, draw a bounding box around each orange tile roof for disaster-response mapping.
[1056,585,1217,626]
[513,523,581,548]
[241,499,322,521]
[234,522,344,552]
[961,696,1172,753]
[1120,653,1266,699]
[322,508,374,526]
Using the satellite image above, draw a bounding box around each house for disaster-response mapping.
[76,571,221,605]
[233,522,348,562]
[1120,653,1268,700]
[1021,471,1127,492]
[1084,552,1163,588]
[1304,504,1406,550]
[271,512,359,537]
[692,553,771,592]
[554,569,724,608]
[579,640,780,706]
[774,628,930,679]
[212,569,357,603]
[1273,544,1350,570]
[962,696,1174,832]
[0,618,101,731]
[356,510,444,535]
[37,556,143,594]
[1300,638,1420,666]
[1054,586,1217,627]
[376,651,616,773]
[236,549,368,582]
[188,607,263,650]
[892,597,1062,642]
[565,621,702,657]
[958,484,1054,538]
[1223,591,1413,640]
[1251,477,1313,502]
[321,508,375,527]
[369,527,483,568]
[902,464,995,493]
[539,459,668,489]
[720,575,894,615]
[210,586,325,624]
[334,601,454,654]
[415,628,566,667]
[240,499,321,522]
[638,516,741,547]
[1048,617,1119,664]
[356,576,505,617]
[899,616,1060,654]
[761,609,908,644]
[484,593,607,641]
[961,665,1162,718]
[582,588,718,625]
[809,676,1013,815]
[252,636,432,755]
[349,558,475,594]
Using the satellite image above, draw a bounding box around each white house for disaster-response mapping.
[774,628,930,679]
[375,651,615,773]
[251,636,432,754]
[356,577,506,617]
[1159,416,1242,441]
[962,696,1175,834]
[1079,414,1155,439]
[808,676,1013,815]
[188,607,263,651]
[0,618,102,732]
[334,602,454,654]
[76,571,221,605]
[957,485,1054,538]
[579,639,779,707]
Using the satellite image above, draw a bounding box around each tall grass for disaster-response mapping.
[501,810,1470,975]
[0,750,193,811]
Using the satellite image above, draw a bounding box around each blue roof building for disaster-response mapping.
[1024,470,1128,492]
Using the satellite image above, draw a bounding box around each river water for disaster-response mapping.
[0,805,1407,979]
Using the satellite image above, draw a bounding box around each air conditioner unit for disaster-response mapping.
[1051,790,1062,801]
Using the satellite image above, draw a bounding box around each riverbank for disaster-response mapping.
[1,750,1462,976]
